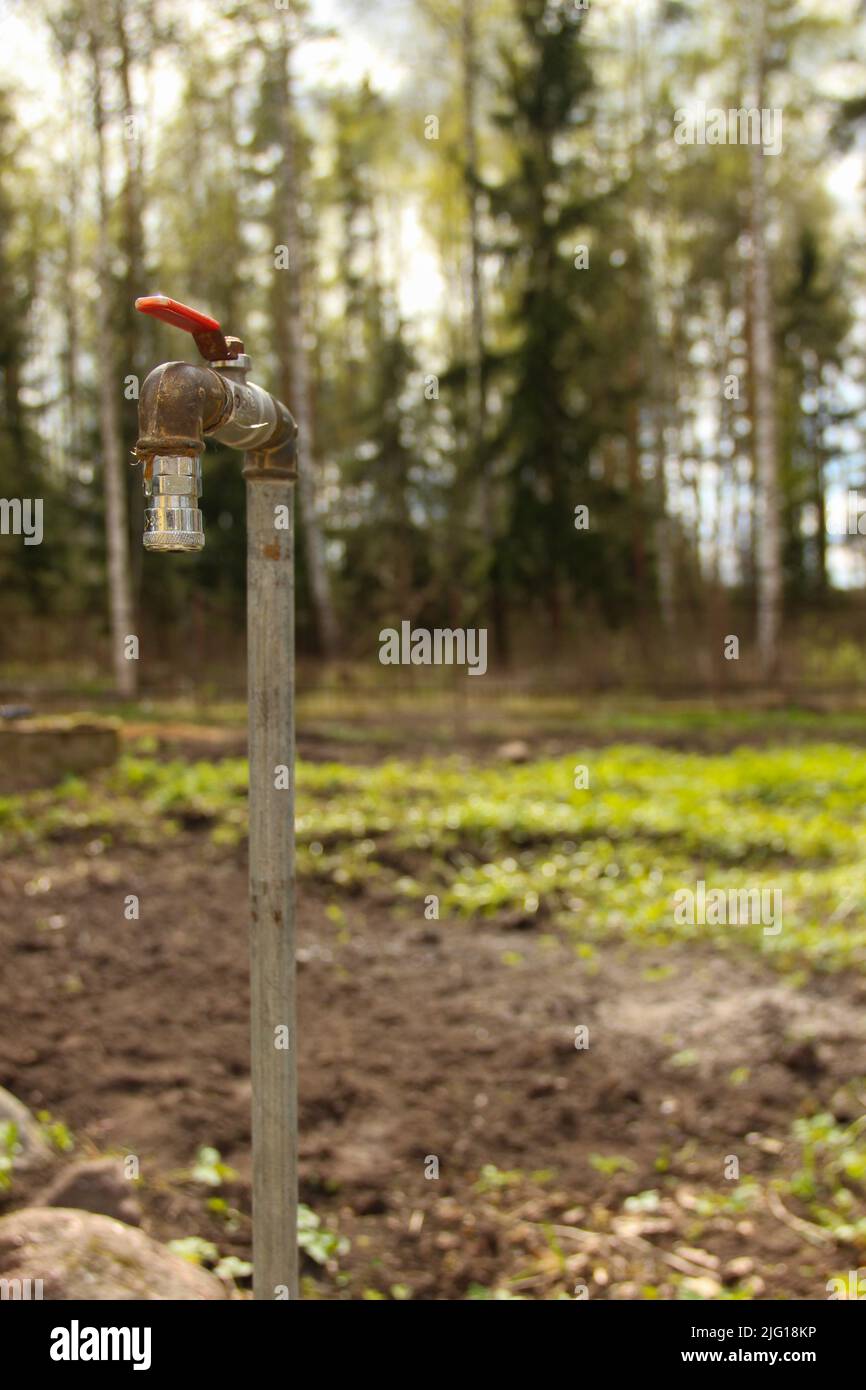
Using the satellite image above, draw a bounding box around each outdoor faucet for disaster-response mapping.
[133,294,300,1300]
[133,295,297,550]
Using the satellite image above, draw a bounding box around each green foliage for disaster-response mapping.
[298,1203,349,1266]
[0,0,861,667]
[190,1146,239,1187]
[0,1120,18,1191]
[787,1109,866,1240]
[474,1163,525,1192]
[3,739,866,976]
[486,0,632,622]
[214,1254,253,1282]
[590,1153,637,1177]
[169,1203,346,1278]
[168,1235,219,1266]
[167,1236,251,1285]
[37,1111,74,1154]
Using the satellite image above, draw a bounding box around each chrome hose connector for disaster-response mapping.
[143,455,204,552]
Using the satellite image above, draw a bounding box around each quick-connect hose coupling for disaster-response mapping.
[143,454,204,552]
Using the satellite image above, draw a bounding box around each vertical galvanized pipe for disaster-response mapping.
[245,471,298,1300]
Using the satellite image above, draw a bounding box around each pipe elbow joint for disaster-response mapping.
[134,361,230,460]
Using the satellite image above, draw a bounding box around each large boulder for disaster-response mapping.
[0,1086,53,1173]
[0,1208,227,1300]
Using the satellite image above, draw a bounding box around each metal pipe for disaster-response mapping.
[245,468,298,1301]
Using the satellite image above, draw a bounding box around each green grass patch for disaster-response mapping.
[2,743,865,974]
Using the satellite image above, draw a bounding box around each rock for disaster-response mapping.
[496,739,531,763]
[610,1281,641,1299]
[724,1256,755,1281]
[0,1087,53,1173]
[39,1159,142,1227]
[680,1275,721,1299]
[782,1037,824,1076]
[675,1245,719,1270]
[0,1208,227,1300]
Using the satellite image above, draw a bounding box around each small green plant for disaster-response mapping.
[214,1255,253,1282]
[589,1153,637,1176]
[167,1236,253,1288]
[473,1164,525,1193]
[168,1235,219,1266]
[297,1204,349,1266]
[191,1146,238,1187]
[37,1112,74,1153]
[787,1110,866,1238]
[206,1195,243,1234]
[0,1120,18,1190]
[623,1188,661,1213]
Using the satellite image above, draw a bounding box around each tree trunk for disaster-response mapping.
[748,0,782,680]
[626,351,646,595]
[59,54,83,482]
[813,387,827,595]
[275,22,339,660]
[461,0,508,662]
[462,0,486,495]
[114,0,148,604]
[712,298,731,587]
[89,20,137,697]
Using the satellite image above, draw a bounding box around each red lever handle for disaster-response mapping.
[135,295,238,362]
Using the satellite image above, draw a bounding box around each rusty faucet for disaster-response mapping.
[133,296,296,550]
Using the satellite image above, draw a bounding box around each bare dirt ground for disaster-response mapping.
[2,829,865,1299]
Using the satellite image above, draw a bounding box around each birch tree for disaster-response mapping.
[273,8,340,659]
[747,0,782,680]
[88,4,137,696]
